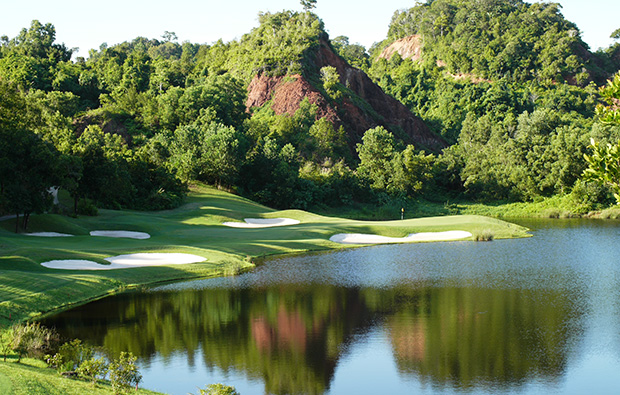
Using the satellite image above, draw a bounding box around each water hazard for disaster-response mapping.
[41,219,620,394]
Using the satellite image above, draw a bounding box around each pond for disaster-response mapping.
[41,219,620,394]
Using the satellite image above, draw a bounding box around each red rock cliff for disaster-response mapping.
[246,39,447,153]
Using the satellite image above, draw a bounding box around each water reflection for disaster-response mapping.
[41,220,620,394]
[44,284,581,394]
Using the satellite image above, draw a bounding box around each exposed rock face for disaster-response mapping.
[246,39,447,152]
[246,74,340,124]
[378,34,424,62]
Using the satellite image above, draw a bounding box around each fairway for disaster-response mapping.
[0,184,529,327]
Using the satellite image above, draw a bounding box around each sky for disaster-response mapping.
[1,0,619,59]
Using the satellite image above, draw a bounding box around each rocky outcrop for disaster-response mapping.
[246,39,447,152]
[378,34,424,62]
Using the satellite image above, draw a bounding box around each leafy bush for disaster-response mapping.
[198,383,240,395]
[76,356,108,385]
[45,339,94,373]
[108,351,142,394]
[77,198,98,216]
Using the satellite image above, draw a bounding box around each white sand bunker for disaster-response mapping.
[26,232,74,237]
[330,230,472,245]
[223,218,300,228]
[90,230,151,239]
[42,253,206,270]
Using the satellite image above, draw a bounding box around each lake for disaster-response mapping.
[41,219,620,394]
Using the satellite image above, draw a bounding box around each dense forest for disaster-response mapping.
[2,0,620,229]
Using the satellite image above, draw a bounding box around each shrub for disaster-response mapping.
[198,383,240,395]
[473,230,494,241]
[46,339,94,373]
[76,356,108,385]
[77,198,98,216]
[108,351,142,394]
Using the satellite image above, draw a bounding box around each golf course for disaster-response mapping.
[0,184,529,328]
[0,184,529,394]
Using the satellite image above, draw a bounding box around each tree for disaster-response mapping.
[596,72,620,125]
[583,138,620,204]
[356,126,397,191]
[320,66,342,100]
[611,28,620,41]
[300,0,317,12]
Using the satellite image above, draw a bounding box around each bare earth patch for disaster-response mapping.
[222,218,300,228]
[329,231,472,245]
[26,232,74,237]
[90,230,151,239]
[41,253,207,270]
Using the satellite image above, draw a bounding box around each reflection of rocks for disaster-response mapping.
[252,307,313,352]
[388,318,426,363]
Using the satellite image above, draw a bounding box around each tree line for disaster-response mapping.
[2,2,620,227]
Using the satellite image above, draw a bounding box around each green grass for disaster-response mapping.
[317,193,613,221]
[0,183,530,394]
[0,358,159,395]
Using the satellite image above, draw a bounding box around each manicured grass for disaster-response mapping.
[0,183,529,394]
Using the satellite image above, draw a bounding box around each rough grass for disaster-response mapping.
[0,358,159,395]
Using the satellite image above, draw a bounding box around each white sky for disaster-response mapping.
[1,0,618,59]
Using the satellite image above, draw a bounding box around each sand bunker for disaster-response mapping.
[26,232,74,237]
[223,218,300,228]
[330,230,472,245]
[41,253,206,270]
[90,230,151,239]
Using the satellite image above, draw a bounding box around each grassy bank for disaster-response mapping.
[0,184,529,393]
[0,357,160,395]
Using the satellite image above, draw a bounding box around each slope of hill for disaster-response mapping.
[383,0,618,84]
[246,37,447,152]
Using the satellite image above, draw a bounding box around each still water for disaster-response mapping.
[42,219,620,394]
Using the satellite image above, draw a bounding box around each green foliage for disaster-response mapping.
[596,72,620,124]
[320,66,342,100]
[198,383,240,395]
[76,357,108,385]
[331,36,370,70]
[385,0,604,84]
[108,351,142,394]
[10,323,59,363]
[356,127,435,197]
[583,138,620,203]
[300,0,317,12]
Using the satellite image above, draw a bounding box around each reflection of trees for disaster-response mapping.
[42,284,580,394]
[43,286,378,395]
[383,286,580,390]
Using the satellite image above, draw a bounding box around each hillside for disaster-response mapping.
[246,38,447,152]
[383,0,619,84]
